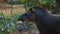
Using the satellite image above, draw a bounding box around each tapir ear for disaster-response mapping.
[31,8,35,12]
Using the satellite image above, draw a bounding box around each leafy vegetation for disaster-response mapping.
[0,11,33,34]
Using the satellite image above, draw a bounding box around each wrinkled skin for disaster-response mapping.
[16,7,60,34]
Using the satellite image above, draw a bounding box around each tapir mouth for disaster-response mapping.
[16,20,29,24]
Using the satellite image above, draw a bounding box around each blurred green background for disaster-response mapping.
[0,0,60,34]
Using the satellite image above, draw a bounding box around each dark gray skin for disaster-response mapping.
[16,7,60,34]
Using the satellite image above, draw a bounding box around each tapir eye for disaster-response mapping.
[27,11,32,16]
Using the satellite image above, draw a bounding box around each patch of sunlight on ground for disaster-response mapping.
[0,7,25,16]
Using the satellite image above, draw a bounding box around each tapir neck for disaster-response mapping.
[35,14,48,22]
